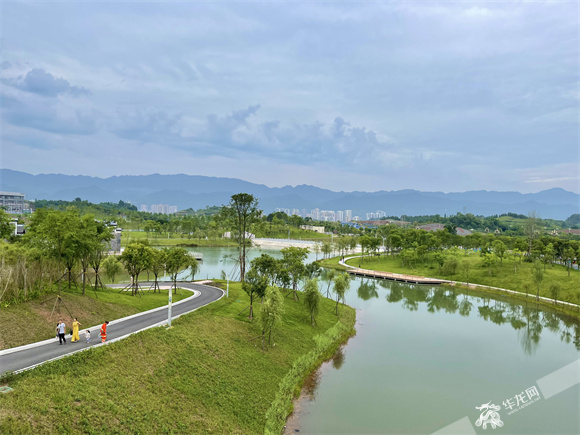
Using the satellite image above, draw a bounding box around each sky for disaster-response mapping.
[1,1,578,194]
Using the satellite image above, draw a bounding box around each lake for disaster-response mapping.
[181,246,580,434]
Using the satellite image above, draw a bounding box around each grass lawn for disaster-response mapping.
[0,286,189,350]
[122,231,238,247]
[341,253,580,305]
[0,282,355,434]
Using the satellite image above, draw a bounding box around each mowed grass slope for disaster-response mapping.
[0,287,189,349]
[0,282,355,434]
[344,253,580,304]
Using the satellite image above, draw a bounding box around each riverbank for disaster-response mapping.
[319,254,580,320]
[0,281,356,434]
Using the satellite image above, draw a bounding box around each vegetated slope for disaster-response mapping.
[0,288,189,349]
[0,282,355,434]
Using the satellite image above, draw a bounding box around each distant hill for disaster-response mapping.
[1,169,578,220]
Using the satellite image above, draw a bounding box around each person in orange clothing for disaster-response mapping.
[99,321,109,342]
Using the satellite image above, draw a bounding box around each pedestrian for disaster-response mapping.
[56,319,66,345]
[100,321,109,343]
[85,329,91,344]
[71,317,81,343]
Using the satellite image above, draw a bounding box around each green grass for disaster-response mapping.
[122,231,238,247]
[343,253,580,305]
[0,282,355,434]
[0,286,189,349]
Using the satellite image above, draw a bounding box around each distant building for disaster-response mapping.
[345,210,352,222]
[415,223,472,236]
[300,225,325,234]
[0,191,26,214]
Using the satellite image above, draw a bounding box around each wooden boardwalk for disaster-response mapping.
[346,268,448,285]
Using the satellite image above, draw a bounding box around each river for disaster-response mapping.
[180,246,580,434]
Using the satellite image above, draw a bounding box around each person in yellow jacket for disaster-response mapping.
[71,317,81,342]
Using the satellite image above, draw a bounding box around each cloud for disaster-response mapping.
[3,68,91,97]
[1,92,99,135]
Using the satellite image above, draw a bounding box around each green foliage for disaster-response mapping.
[102,255,122,283]
[333,273,351,314]
[220,193,261,282]
[0,209,12,239]
[120,242,155,295]
[260,286,285,349]
[163,247,190,294]
[532,260,544,301]
[303,278,321,326]
[281,246,309,300]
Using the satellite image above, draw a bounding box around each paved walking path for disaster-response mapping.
[0,282,224,376]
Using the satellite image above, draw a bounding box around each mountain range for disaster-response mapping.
[1,169,578,220]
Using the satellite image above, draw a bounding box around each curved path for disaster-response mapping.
[0,282,224,376]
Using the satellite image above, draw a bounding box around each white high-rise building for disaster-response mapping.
[337,211,344,221]
[345,210,352,222]
[140,204,148,212]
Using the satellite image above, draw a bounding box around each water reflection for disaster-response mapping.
[381,283,580,355]
[331,346,346,370]
[357,279,379,301]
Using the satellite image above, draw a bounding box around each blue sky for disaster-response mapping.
[1,1,578,193]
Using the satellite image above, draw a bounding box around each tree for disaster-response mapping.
[524,211,540,256]
[241,268,268,320]
[542,243,554,270]
[147,249,166,292]
[323,268,337,298]
[303,278,321,326]
[549,283,561,305]
[164,247,190,294]
[120,242,154,295]
[461,259,471,284]
[492,240,506,266]
[221,193,261,282]
[188,256,200,282]
[321,240,332,259]
[250,253,279,285]
[102,255,122,283]
[0,209,12,239]
[259,285,284,350]
[563,247,575,277]
[333,272,351,315]
[532,260,544,301]
[281,246,309,301]
[26,208,81,296]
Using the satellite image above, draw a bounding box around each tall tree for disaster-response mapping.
[163,247,190,294]
[532,260,544,301]
[120,242,154,296]
[188,256,200,282]
[333,272,351,315]
[221,193,261,282]
[147,249,166,292]
[0,209,12,239]
[281,246,309,301]
[102,255,122,283]
[259,285,284,350]
[303,278,321,326]
[524,211,540,256]
[241,268,268,320]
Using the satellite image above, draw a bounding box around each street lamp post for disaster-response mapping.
[168,286,173,327]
